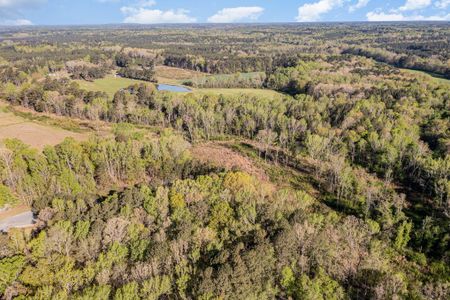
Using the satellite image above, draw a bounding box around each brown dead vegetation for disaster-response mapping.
[155,65,208,80]
[192,142,269,182]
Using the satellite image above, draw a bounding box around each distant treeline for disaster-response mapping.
[183,72,266,89]
[117,67,155,82]
[164,55,274,74]
[343,47,450,79]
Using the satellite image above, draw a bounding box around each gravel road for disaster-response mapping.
[0,211,35,232]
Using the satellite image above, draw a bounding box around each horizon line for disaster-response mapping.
[1,20,449,28]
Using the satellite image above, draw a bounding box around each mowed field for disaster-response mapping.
[75,75,150,98]
[0,104,90,150]
[401,69,450,85]
[156,66,285,99]
[75,67,286,100]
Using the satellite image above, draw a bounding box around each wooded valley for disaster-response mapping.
[0,23,448,300]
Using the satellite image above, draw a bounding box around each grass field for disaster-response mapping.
[0,102,92,150]
[155,66,208,86]
[401,69,450,85]
[74,67,286,100]
[155,65,207,80]
[75,75,150,97]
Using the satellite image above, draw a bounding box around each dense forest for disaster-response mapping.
[0,23,449,299]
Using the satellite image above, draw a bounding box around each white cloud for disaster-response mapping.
[349,0,369,12]
[1,18,33,26]
[0,0,45,8]
[207,7,264,23]
[135,0,156,7]
[296,0,344,22]
[366,12,408,21]
[121,0,195,24]
[435,0,450,9]
[367,0,450,22]
[367,11,450,21]
[0,0,45,20]
[121,8,196,24]
[398,0,432,11]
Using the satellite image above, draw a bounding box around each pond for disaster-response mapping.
[157,84,191,92]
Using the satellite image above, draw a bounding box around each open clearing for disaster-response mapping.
[401,68,450,85]
[0,104,90,150]
[75,73,284,100]
[74,67,283,99]
[192,142,269,182]
[155,65,207,81]
[156,66,209,86]
[75,75,150,98]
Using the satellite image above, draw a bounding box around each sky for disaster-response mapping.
[0,0,449,26]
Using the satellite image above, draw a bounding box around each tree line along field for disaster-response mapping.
[401,68,450,86]
[74,75,149,98]
[0,102,91,150]
[0,23,449,299]
[74,67,284,100]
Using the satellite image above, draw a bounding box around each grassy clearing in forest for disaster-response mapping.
[0,103,91,150]
[75,75,151,97]
[401,69,450,85]
[155,66,208,85]
[75,67,281,100]
[155,66,207,80]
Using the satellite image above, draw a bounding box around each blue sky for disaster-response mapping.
[0,0,449,25]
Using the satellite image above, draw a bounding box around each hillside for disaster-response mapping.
[0,24,448,300]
